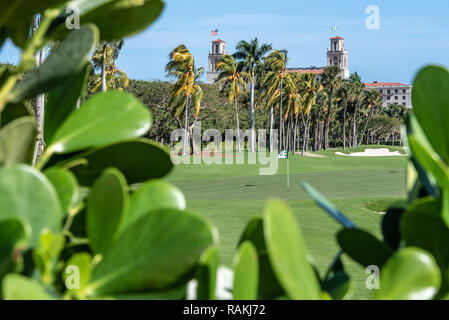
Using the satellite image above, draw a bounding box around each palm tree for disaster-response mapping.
[262,49,288,151]
[298,73,324,155]
[322,66,341,149]
[165,45,204,155]
[233,38,272,152]
[92,40,124,92]
[216,54,249,152]
[349,72,365,147]
[359,89,382,145]
[336,80,351,149]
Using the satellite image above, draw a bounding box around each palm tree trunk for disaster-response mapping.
[359,108,374,146]
[269,107,274,152]
[250,74,256,152]
[183,95,190,155]
[343,101,347,149]
[352,101,360,148]
[235,95,241,152]
[279,78,284,151]
[324,89,332,150]
[101,62,107,92]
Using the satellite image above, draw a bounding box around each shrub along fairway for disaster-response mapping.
[168,149,407,299]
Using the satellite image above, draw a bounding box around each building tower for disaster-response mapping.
[327,36,349,79]
[206,39,226,84]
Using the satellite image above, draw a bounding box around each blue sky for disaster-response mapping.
[1,0,448,84]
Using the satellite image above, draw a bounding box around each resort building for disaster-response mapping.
[365,82,412,108]
[206,39,227,84]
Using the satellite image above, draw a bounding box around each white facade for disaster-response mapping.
[365,82,412,108]
[206,39,226,84]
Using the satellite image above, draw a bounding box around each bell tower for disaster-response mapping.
[327,36,349,79]
[206,39,226,84]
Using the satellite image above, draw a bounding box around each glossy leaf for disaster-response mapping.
[412,65,449,162]
[44,64,90,144]
[2,274,57,300]
[63,253,93,298]
[0,116,36,166]
[264,200,321,300]
[48,91,152,154]
[0,165,62,246]
[373,248,441,300]
[66,0,165,40]
[44,167,79,214]
[196,246,219,300]
[322,254,353,300]
[401,200,449,296]
[302,182,356,228]
[238,216,284,299]
[381,204,406,251]
[55,140,172,185]
[87,168,128,254]
[0,101,32,127]
[123,179,185,230]
[0,218,30,285]
[10,25,98,102]
[337,228,392,268]
[0,0,66,28]
[233,241,258,300]
[87,209,214,296]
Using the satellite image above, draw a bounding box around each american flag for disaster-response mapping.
[210,29,219,36]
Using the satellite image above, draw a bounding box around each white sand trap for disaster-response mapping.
[295,152,326,158]
[335,148,406,157]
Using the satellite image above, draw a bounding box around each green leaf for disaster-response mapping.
[86,209,215,296]
[55,140,172,185]
[0,0,66,28]
[408,135,449,190]
[373,248,441,300]
[238,216,284,299]
[381,204,405,251]
[0,165,62,246]
[2,274,57,300]
[67,0,165,40]
[48,91,152,154]
[302,182,356,228]
[196,246,219,300]
[0,116,36,166]
[44,167,79,214]
[263,200,321,300]
[337,228,392,268]
[10,25,98,102]
[233,241,258,300]
[123,179,185,230]
[401,199,449,296]
[0,101,33,127]
[44,64,90,144]
[87,168,128,255]
[63,253,92,298]
[322,255,353,300]
[412,66,449,162]
[0,218,30,287]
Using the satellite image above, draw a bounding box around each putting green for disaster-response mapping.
[168,151,407,299]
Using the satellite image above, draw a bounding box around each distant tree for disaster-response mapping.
[233,38,272,152]
[216,54,249,152]
[91,40,124,92]
[321,66,341,149]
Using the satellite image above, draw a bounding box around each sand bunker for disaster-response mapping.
[335,148,406,157]
[295,152,326,158]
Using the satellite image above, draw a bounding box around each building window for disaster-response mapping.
[380,90,383,93]
[387,90,391,94]
[403,96,406,100]
[395,89,398,94]
[403,89,407,93]
[387,96,390,100]
[395,96,398,100]
[402,103,406,106]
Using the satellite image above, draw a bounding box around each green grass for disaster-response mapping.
[168,149,407,299]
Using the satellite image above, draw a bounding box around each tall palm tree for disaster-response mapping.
[336,80,351,149]
[359,89,382,145]
[349,72,365,147]
[165,44,203,155]
[322,66,341,150]
[262,49,288,151]
[233,38,272,152]
[216,54,249,152]
[92,40,124,92]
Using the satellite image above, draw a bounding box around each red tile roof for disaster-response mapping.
[288,68,324,75]
[365,82,408,87]
[331,36,344,40]
[212,39,226,43]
